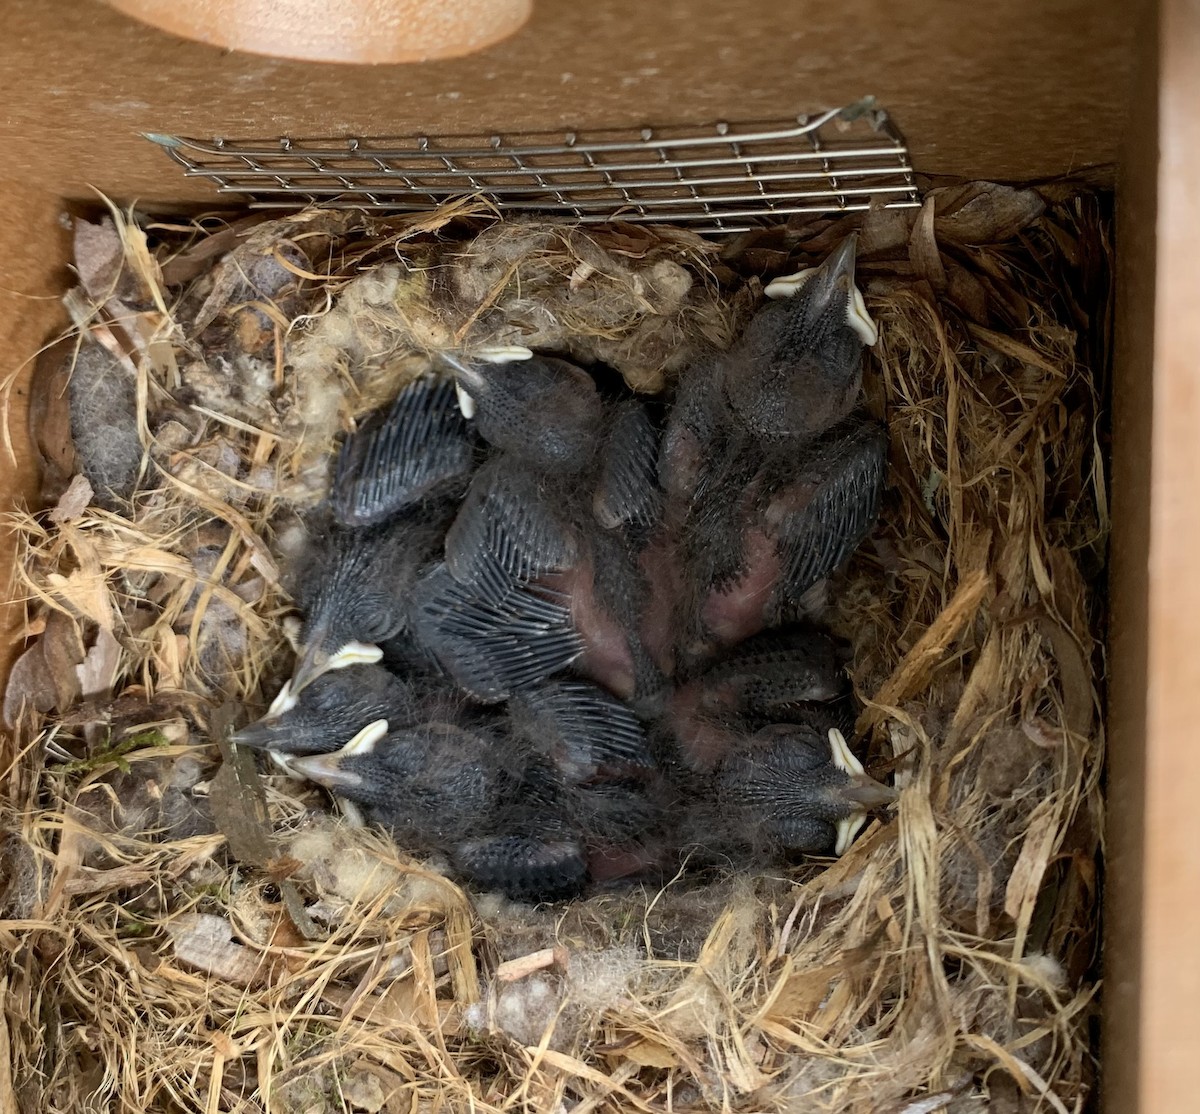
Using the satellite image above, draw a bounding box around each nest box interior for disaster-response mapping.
[0,1,1194,1112]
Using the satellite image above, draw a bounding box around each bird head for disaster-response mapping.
[285,718,508,843]
[281,717,389,792]
[290,619,386,696]
[722,234,878,441]
[440,350,603,472]
[289,525,411,694]
[230,669,404,757]
[718,723,895,856]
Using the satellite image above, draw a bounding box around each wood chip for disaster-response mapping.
[496,947,568,982]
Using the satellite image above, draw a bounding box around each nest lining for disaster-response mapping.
[0,181,1108,1113]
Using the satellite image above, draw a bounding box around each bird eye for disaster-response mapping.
[354,594,403,642]
[307,683,340,712]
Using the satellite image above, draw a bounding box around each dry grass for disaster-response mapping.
[0,184,1109,1113]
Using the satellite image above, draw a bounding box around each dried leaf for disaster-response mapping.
[908,197,947,292]
[1004,798,1060,929]
[47,474,94,525]
[157,216,267,287]
[859,204,918,255]
[935,183,1046,245]
[210,705,321,941]
[858,567,992,733]
[944,264,990,325]
[166,913,263,987]
[45,569,114,631]
[73,217,124,304]
[2,641,59,729]
[74,627,122,699]
[1038,618,1095,738]
[342,1069,388,1113]
[3,605,88,725]
[27,339,79,506]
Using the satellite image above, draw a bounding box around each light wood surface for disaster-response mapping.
[103,0,534,64]
[1136,0,1200,1107]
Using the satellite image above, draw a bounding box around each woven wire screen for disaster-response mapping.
[146,99,920,235]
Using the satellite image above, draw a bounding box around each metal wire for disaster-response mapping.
[145,98,920,235]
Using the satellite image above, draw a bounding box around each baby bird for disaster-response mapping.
[280,675,664,901]
[229,662,448,756]
[591,400,663,533]
[443,352,604,472]
[407,564,584,703]
[663,627,852,769]
[286,375,477,694]
[442,400,666,702]
[288,505,451,694]
[282,718,584,901]
[716,723,895,856]
[508,679,655,782]
[655,235,887,674]
[444,455,581,603]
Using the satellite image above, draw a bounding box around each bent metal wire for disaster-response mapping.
[145,98,920,236]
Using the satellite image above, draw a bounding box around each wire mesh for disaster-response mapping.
[145,98,920,234]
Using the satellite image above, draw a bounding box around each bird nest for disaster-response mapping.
[0,183,1108,1113]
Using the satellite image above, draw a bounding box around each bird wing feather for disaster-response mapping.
[332,378,476,525]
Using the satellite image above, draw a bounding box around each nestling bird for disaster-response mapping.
[663,626,852,769]
[442,351,604,472]
[591,400,662,533]
[654,234,888,674]
[443,438,662,700]
[507,679,655,782]
[444,455,581,603]
[283,712,653,901]
[273,672,663,900]
[288,505,452,694]
[229,662,454,756]
[250,236,898,889]
[407,563,583,702]
[285,374,475,693]
[716,723,895,856]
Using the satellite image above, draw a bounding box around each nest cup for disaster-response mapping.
[0,184,1108,1113]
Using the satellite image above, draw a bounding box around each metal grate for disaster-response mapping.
[145,98,920,235]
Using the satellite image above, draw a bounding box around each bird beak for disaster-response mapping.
[229,716,282,751]
[284,719,389,789]
[291,637,382,695]
[764,234,879,347]
[827,727,896,855]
